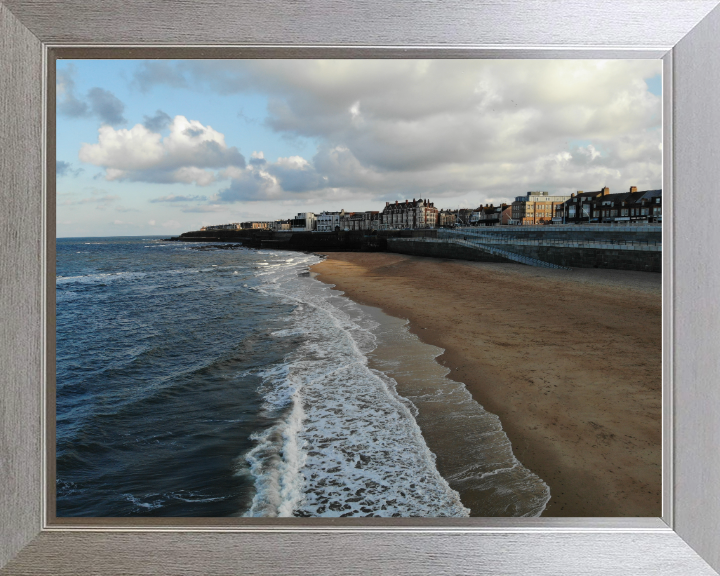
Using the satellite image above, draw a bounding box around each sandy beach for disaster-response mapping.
[310,252,661,517]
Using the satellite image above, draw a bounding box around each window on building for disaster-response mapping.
[621,209,629,216]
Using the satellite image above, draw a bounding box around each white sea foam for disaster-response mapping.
[366,309,551,517]
[122,491,228,511]
[55,268,208,288]
[122,493,165,510]
[56,271,147,286]
[239,253,469,518]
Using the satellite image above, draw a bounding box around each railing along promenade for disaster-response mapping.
[391,232,572,270]
[389,225,662,271]
[440,227,662,251]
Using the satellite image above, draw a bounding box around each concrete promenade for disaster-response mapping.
[388,225,662,272]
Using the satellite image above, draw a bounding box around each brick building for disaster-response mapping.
[340,211,381,231]
[380,198,438,229]
[204,223,242,231]
[511,191,572,225]
[437,209,457,227]
[240,221,272,230]
[470,203,510,226]
[559,186,662,224]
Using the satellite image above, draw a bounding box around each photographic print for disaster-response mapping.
[55,59,662,518]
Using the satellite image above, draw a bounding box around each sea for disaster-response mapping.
[56,236,550,517]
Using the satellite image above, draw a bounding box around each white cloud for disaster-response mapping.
[78,115,245,186]
[58,191,120,210]
[217,153,332,202]
[155,59,661,204]
[57,65,126,125]
[149,194,207,203]
[578,144,601,161]
[115,60,663,211]
[80,124,163,170]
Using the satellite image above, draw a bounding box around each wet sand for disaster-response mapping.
[310,252,661,517]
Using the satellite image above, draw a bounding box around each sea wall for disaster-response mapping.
[387,239,511,263]
[168,226,662,272]
[493,243,661,272]
[387,239,661,272]
[458,224,661,244]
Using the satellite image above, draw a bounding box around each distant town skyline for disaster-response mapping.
[56,59,662,237]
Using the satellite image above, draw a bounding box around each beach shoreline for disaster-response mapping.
[310,252,661,517]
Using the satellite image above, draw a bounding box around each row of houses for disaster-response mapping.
[204,199,439,232]
[557,187,662,224]
[511,187,662,225]
[201,186,661,232]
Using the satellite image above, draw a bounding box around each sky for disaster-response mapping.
[56,59,662,238]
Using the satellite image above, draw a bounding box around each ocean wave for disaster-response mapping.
[239,255,469,518]
[121,490,232,509]
[56,271,147,286]
[55,265,250,289]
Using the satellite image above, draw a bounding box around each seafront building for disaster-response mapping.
[511,191,572,225]
[470,204,511,226]
[290,212,317,231]
[380,199,438,229]
[240,221,272,230]
[202,222,242,231]
[273,220,292,231]
[316,210,345,232]
[201,186,661,232]
[438,209,457,227]
[500,205,512,225]
[340,211,381,231]
[558,186,662,224]
[456,208,475,227]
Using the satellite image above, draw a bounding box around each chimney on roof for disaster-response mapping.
[386,202,389,207]
[602,186,610,196]
[630,186,637,192]
[571,193,575,197]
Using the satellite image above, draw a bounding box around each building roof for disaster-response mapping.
[639,189,662,200]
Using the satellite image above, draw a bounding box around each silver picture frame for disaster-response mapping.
[2,1,720,573]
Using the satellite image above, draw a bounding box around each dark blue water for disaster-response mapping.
[56,237,300,516]
[57,237,533,518]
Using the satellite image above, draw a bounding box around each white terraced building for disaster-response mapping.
[316,210,345,232]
